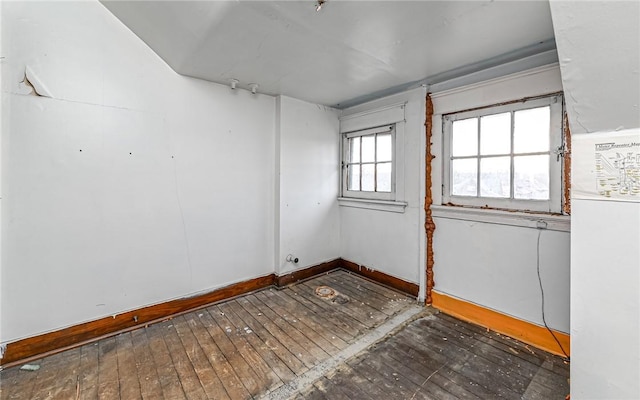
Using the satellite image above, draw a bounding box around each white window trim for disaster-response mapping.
[442,94,564,213]
[342,124,396,201]
[339,102,407,212]
[337,197,408,213]
[431,204,570,232]
[340,101,406,132]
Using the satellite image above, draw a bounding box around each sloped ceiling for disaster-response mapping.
[550,1,640,134]
[102,0,556,108]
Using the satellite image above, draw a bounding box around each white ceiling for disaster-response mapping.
[101,0,556,108]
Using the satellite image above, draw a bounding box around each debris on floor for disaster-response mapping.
[315,285,337,299]
[19,364,40,372]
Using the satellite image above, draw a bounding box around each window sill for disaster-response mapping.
[338,197,408,213]
[431,204,570,232]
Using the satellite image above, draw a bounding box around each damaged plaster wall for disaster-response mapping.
[18,66,53,98]
[1,1,277,343]
[430,65,570,334]
[550,1,640,398]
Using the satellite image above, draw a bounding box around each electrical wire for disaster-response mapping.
[536,228,570,361]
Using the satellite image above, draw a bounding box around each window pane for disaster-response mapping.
[348,164,360,191]
[350,136,360,163]
[514,106,550,154]
[377,162,392,192]
[480,112,511,155]
[514,155,549,200]
[452,158,477,196]
[377,133,392,162]
[361,135,375,162]
[452,118,478,157]
[361,164,375,191]
[480,156,510,198]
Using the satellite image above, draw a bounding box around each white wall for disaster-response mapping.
[550,1,640,398]
[551,1,639,135]
[339,87,426,290]
[1,1,277,343]
[276,96,340,275]
[571,199,639,398]
[430,65,571,333]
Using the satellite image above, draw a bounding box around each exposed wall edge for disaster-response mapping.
[425,93,436,305]
[432,291,570,358]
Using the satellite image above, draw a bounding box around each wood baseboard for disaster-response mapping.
[275,259,341,287]
[0,273,276,367]
[1,257,419,367]
[432,291,570,357]
[340,259,420,297]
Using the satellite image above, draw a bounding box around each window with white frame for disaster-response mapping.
[443,94,564,213]
[342,124,395,201]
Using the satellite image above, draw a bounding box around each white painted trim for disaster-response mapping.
[338,197,407,213]
[431,204,570,232]
[441,94,564,214]
[340,101,407,122]
[341,125,396,202]
[426,50,559,96]
[340,102,406,134]
[431,64,560,100]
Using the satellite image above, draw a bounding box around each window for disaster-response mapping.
[443,94,564,213]
[342,124,395,201]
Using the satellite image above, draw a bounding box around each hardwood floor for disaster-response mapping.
[298,312,570,400]
[0,270,569,399]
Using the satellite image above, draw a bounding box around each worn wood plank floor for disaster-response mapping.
[298,310,570,400]
[0,270,412,399]
[0,270,569,399]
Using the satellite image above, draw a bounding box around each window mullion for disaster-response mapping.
[476,117,481,198]
[374,133,378,192]
[343,136,347,193]
[510,110,515,200]
[444,94,562,211]
[359,138,363,190]
[342,124,396,201]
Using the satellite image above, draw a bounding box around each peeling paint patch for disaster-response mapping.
[563,113,572,215]
[18,66,52,98]
[425,93,436,305]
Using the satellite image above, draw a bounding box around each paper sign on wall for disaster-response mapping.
[572,128,640,202]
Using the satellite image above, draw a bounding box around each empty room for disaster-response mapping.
[1,1,639,399]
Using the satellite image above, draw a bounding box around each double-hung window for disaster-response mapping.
[443,94,564,213]
[342,124,395,201]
